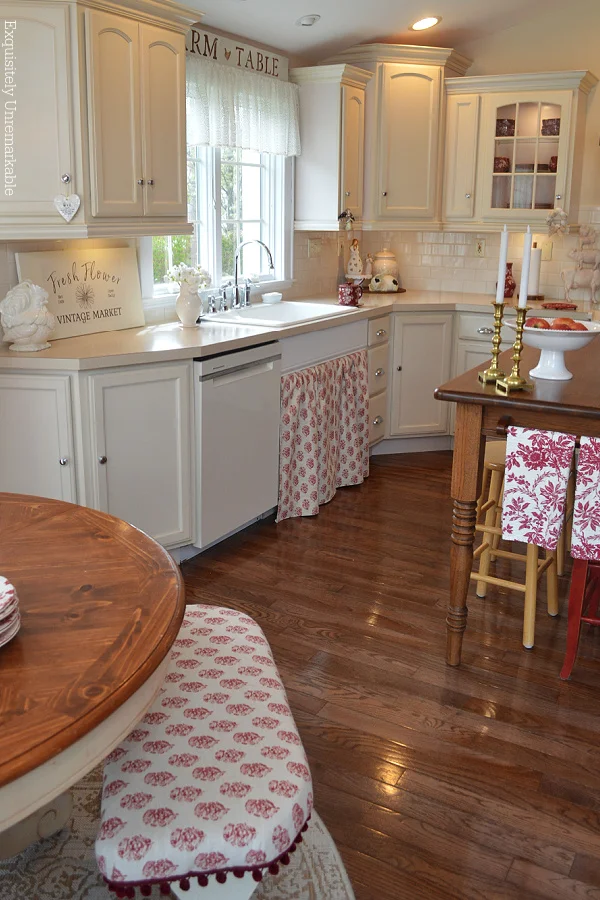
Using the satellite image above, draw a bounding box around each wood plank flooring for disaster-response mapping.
[182,452,600,900]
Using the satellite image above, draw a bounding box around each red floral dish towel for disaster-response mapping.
[502,426,576,550]
[571,437,600,560]
[277,350,369,521]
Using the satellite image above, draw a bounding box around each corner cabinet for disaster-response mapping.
[290,65,372,231]
[0,0,195,239]
[444,71,598,230]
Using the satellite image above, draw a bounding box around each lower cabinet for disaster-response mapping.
[87,363,193,547]
[389,313,453,436]
[0,373,76,502]
[367,315,390,445]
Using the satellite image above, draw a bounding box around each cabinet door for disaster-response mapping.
[141,24,187,217]
[390,314,452,436]
[378,64,441,219]
[86,10,144,217]
[340,84,365,219]
[479,91,571,223]
[444,94,480,221]
[0,375,75,501]
[89,364,192,546]
[0,6,74,218]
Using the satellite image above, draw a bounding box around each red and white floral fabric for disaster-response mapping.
[277,349,369,521]
[502,426,576,550]
[571,437,600,560]
[95,605,312,895]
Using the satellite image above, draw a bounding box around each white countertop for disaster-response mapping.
[0,291,591,371]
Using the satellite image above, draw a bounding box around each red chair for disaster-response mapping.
[560,558,600,679]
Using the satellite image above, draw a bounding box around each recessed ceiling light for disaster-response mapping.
[410,15,441,30]
[295,14,321,26]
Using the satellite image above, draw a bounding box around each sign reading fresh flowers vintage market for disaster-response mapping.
[15,248,145,339]
[186,28,288,80]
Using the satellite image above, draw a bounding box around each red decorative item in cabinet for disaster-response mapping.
[504,262,516,299]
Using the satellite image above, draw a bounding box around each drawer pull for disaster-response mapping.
[372,415,384,426]
[397,365,402,372]
[59,457,69,466]
[477,327,494,335]
[376,328,387,337]
[98,455,108,465]
[375,367,385,377]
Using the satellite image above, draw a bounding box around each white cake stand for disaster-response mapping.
[505,318,600,380]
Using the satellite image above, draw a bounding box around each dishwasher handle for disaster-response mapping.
[208,358,278,387]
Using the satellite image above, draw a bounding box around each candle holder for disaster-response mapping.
[495,306,533,394]
[478,301,506,384]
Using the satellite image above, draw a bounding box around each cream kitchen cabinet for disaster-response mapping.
[389,313,453,436]
[86,363,193,547]
[0,374,76,502]
[290,65,372,230]
[444,71,598,229]
[1,0,194,239]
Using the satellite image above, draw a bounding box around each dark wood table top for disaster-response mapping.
[435,342,600,420]
[0,494,185,788]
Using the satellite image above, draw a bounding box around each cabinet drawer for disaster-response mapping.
[457,312,512,343]
[369,391,387,445]
[368,343,389,394]
[368,315,391,346]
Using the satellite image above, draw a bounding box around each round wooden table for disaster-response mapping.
[0,493,185,856]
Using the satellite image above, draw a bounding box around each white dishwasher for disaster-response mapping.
[193,342,281,549]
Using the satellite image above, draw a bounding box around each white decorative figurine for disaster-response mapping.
[0,281,56,351]
[346,239,363,278]
[560,223,600,305]
[364,253,374,278]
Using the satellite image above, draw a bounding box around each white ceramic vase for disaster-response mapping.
[175,283,202,327]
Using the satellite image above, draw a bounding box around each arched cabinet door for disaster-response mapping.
[341,86,365,220]
[85,10,144,217]
[377,64,442,219]
[141,26,187,217]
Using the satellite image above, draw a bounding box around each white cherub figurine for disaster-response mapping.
[0,281,56,351]
[346,239,363,277]
[364,253,374,278]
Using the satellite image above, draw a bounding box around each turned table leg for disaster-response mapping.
[447,403,485,666]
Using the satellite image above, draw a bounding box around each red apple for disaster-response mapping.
[525,317,550,329]
[570,321,588,331]
[550,317,577,330]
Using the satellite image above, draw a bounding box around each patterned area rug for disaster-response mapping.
[0,767,355,900]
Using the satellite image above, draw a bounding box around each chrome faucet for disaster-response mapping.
[234,240,275,308]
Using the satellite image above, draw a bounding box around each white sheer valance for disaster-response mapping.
[186,56,301,157]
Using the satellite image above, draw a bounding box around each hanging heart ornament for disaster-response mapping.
[54,193,81,222]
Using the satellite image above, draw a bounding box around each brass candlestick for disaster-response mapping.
[495,306,533,394]
[478,301,506,384]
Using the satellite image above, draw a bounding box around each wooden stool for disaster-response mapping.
[560,559,600,680]
[471,440,559,650]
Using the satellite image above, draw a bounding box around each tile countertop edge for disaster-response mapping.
[0,292,591,371]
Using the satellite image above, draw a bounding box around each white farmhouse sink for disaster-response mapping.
[209,301,357,328]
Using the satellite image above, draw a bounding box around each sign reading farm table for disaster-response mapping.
[186,27,288,80]
[15,248,145,340]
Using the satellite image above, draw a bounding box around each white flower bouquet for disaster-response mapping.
[165,264,211,289]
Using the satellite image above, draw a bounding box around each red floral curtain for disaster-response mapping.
[277,350,369,521]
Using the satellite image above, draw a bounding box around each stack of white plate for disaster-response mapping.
[0,576,20,649]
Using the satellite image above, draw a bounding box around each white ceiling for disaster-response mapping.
[186,0,563,65]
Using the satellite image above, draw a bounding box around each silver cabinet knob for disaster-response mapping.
[376,329,387,337]
[345,190,350,196]
[375,367,385,376]
[137,179,145,186]
[556,194,562,200]
[147,179,154,186]
[477,327,494,335]
[372,415,384,426]
[382,191,387,197]
[59,457,69,466]
[465,193,471,199]
[397,365,402,372]
[98,455,107,465]
[61,173,71,184]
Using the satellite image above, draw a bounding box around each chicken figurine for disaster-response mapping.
[0,281,56,351]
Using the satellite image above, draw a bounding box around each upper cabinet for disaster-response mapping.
[444,72,598,230]
[322,44,472,231]
[1,0,195,239]
[290,65,372,231]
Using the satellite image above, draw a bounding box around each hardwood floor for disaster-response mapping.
[182,452,600,900]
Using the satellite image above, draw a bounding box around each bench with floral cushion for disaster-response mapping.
[95,605,313,899]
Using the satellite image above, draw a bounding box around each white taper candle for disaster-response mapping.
[518,226,532,308]
[496,225,508,304]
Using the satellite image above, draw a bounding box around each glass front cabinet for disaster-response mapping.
[444,72,597,229]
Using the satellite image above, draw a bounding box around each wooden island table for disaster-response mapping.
[435,341,600,667]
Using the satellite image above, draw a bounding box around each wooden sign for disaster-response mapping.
[15,248,145,340]
[186,28,288,80]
